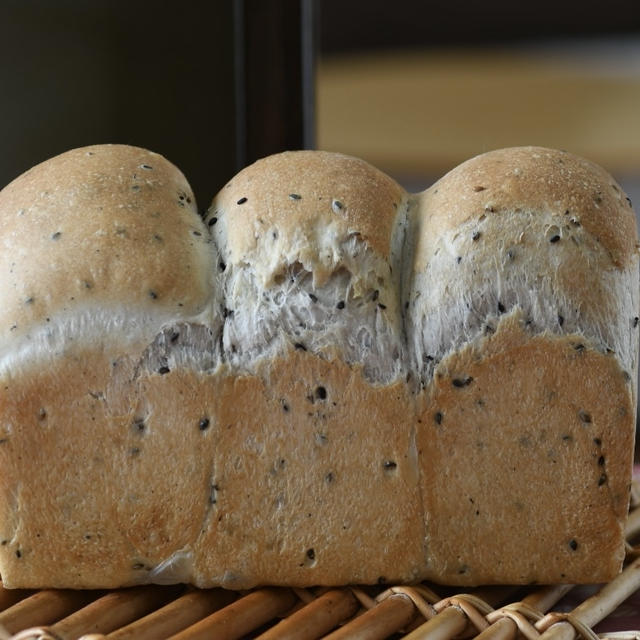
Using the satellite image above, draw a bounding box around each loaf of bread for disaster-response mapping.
[0,144,637,589]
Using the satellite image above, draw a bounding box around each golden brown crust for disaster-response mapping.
[211,150,406,279]
[0,346,218,588]
[0,144,213,345]
[0,346,423,589]
[2,321,632,588]
[417,314,634,585]
[193,349,423,588]
[415,146,638,271]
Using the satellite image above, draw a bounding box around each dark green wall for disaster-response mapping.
[0,1,236,211]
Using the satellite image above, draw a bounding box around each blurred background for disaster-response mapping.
[1,0,639,206]
[317,0,640,207]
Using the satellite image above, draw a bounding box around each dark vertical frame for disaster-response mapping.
[0,1,316,206]
[234,0,316,170]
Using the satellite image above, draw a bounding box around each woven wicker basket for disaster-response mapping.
[1,486,639,640]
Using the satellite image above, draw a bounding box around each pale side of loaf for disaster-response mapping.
[0,144,636,589]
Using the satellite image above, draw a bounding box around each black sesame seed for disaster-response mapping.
[452,376,473,388]
[149,290,158,300]
[558,314,564,327]
[325,472,334,483]
[569,539,578,551]
[25,297,34,304]
[51,231,62,240]
[140,164,153,170]
[472,231,482,241]
[15,550,21,559]
[38,408,47,420]
[309,293,318,303]
[208,217,218,226]
[372,289,379,301]
[237,197,247,205]
[306,548,315,560]
[332,199,343,212]
[294,342,307,351]
[383,460,397,470]
[289,193,302,200]
[434,411,443,425]
[456,256,462,264]
[158,366,170,375]
[598,473,608,486]
[193,230,202,236]
[130,447,141,456]
[282,402,290,413]
[133,418,145,433]
[549,235,561,243]
[315,386,327,400]
[497,301,505,314]
[598,455,605,466]
[199,418,210,431]
[222,307,234,318]
[473,186,486,192]
[378,303,387,310]
[634,317,639,328]
[574,343,585,352]
[219,261,226,272]
[594,437,602,446]
[132,563,145,570]
[336,300,345,309]
[170,331,180,343]
[579,410,592,424]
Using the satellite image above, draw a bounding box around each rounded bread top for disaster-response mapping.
[0,144,213,344]
[210,150,406,283]
[415,146,638,271]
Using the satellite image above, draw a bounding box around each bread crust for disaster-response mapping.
[192,349,422,589]
[210,150,407,287]
[419,313,634,585]
[415,146,637,271]
[0,346,422,589]
[0,144,636,589]
[0,145,213,350]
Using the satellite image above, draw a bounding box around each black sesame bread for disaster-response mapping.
[0,144,636,590]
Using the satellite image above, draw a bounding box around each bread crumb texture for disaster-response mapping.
[0,145,637,589]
